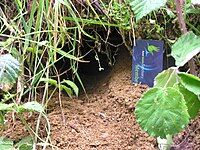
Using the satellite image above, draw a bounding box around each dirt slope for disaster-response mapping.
[47,49,156,150]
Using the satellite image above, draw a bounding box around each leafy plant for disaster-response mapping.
[40,78,79,97]
[0,52,46,148]
[0,136,33,150]
[135,32,200,149]
[171,32,200,67]
[128,0,167,22]
[0,54,20,91]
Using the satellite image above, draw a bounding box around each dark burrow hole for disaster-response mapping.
[55,27,125,92]
[54,27,178,93]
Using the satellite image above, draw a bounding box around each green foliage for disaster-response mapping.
[0,136,33,150]
[0,101,44,126]
[15,136,33,150]
[135,31,200,136]
[154,68,179,87]
[135,87,189,138]
[171,32,200,67]
[191,0,200,5]
[61,80,79,97]
[40,78,79,97]
[105,2,131,29]
[0,54,20,91]
[135,67,200,138]
[136,30,200,138]
[178,72,200,95]
[19,101,44,113]
[0,137,13,150]
[177,84,200,119]
[0,103,15,111]
[129,0,167,22]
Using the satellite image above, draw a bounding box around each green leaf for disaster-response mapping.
[135,87,190,138]
[129,0,167,22]
[40,78,58,87]
[178,72,200,96]
[0,103,14,111]
[0,54,20,91]
[61,80,79,97]
[40,78,78,97]
[0,112,5,124]
[20,101,44,113]
[15,136,33,150]
[171,32,200,67]
[154,68,179,87]
[192,0,200,5]
[177,84,200,119]
[60,85,72,98]
[0,137,14,150]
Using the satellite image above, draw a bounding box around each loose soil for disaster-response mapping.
[0,49,200,150]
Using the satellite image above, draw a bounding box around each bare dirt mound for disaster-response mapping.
[47,49,156,150]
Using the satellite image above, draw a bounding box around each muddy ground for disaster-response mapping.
[0,49,200,150]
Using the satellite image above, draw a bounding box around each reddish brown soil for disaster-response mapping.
[47,50,156,149]
[0,49,199,150]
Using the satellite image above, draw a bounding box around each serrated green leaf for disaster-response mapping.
[135,87,190,138]
[178,72,200,96]
[129,0,167,22]
[0,54,20,91]
[61,80,79,97]
[171,32,200,67]
[177,84,200,119]
[21,101,44,113]
[154,68,179,87]
[0,137,14,150]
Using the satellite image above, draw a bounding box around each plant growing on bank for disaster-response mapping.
[129,0,200,149]
[0,53,50,149]
[135,32,200,150]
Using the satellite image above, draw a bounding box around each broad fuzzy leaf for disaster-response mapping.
[129,0,167,22]
[178,72,200,96]
[177,84,200,119]
[154,67,179,87]
[0,54,20,91]
[171,32,200,67]
[135,87,189,138]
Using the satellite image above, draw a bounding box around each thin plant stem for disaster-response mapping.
[174,0,197,75]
